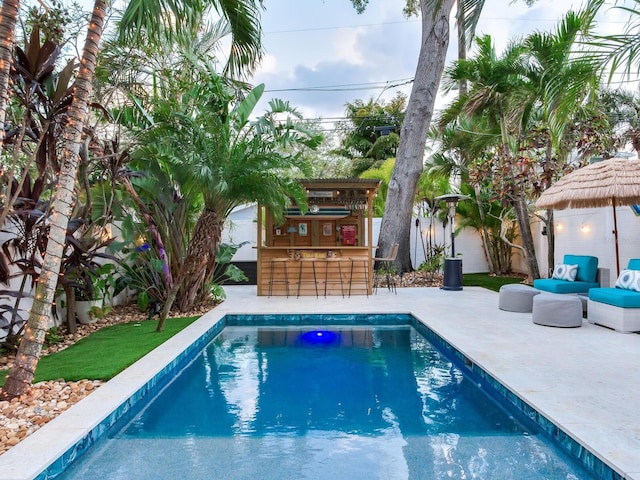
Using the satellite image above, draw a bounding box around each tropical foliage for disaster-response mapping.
[3,0,640,400]
[0,0,273,397]
[335,95,405,176]
[126,68,321,328]
[354,0,541,273]
[435,5,610,279]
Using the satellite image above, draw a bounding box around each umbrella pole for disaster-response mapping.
[613,199,620,276]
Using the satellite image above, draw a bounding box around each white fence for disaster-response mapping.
[533,206,640,280]
[223,204,640,278]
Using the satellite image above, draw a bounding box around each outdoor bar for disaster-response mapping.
[257,178,382,296]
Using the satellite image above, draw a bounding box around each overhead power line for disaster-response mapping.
[265,19,419,34]
[264,16,627,36]
[265,78,414,93]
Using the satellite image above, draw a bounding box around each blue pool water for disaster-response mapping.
[60,325,597,479]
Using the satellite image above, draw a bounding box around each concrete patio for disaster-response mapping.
[0,285,638,479]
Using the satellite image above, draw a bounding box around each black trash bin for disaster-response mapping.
[442,258,463,291]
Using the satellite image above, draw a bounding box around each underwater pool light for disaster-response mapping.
[300,330,340,345]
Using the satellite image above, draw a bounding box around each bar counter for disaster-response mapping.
[257,246,372,297]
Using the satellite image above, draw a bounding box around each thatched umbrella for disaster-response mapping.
[536,157,640,275]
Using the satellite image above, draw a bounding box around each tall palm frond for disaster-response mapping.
[584,0,640,82]
[118,0,263,78]
[524,8,601,147]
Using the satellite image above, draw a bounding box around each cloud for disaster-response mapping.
[258,61,381,118]
[332,28,366,65]
[254,17,422,118]
[252,0,628,121]
[258,54,279,76]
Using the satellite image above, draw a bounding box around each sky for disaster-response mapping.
[248,0,632,124]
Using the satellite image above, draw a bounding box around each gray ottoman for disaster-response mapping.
[532,294,583,328]
[498,284,541,312]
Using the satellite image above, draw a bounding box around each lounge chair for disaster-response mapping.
[533,254,600,294]
[587,259,640,333]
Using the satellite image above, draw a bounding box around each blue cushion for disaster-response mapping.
[589,287,640,308]
[564,255,598,283]
[533,278,599,294]
[627,259,640,271]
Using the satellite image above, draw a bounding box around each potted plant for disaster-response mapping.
[74,264,117,324]
[59,220,119,329]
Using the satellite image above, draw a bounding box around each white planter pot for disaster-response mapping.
[76,300,102,325]
[54,295,66,327]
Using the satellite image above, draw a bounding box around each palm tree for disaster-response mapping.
[598,87,640,155]
[455,184,517,274]
[130,67,321,329]
[525,10,600,146]
[522,8,601,273]
[429,115,503,273]
[336,95,405,176]
[355,0,539,273]
[438,8,602,279]
[1,0,266,398]
[441,34,542,278]
[585,0,640,81]
[1,0,108,399]
[0,0,20,157]
[118,0,264,78]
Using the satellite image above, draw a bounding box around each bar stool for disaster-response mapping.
[348,255,370,297]
[268,258,291,297]
[297,257,319,298]
[323,257,347,298]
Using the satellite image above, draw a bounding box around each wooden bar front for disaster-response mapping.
[257,179,381,296]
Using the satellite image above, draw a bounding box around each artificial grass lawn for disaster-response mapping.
[463,272,526,292]
[0,316,198,386]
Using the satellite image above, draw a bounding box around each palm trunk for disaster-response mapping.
[474,185,497,273]
[157,282,179,332]
[544,147,555,276]
[156,209,222,332]
[1,0,106,399]
[513,193,540,281]
[176,209,222,311]
[546,209,554,277]
[64,283,78,335]
[456,0,467,97]
[378,0,455,272]
[0,0,20,158]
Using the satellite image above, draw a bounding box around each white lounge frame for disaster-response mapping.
[587,299,640,333]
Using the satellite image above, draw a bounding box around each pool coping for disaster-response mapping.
[0,286,637,480]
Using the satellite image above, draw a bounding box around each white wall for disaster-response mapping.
[224,202,640,279]
[223,217,258,262]
[535,206,640,280]
[374,217,489,273]
[0,228,35,334]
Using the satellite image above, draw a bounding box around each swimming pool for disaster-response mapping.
[57,321,599,479]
